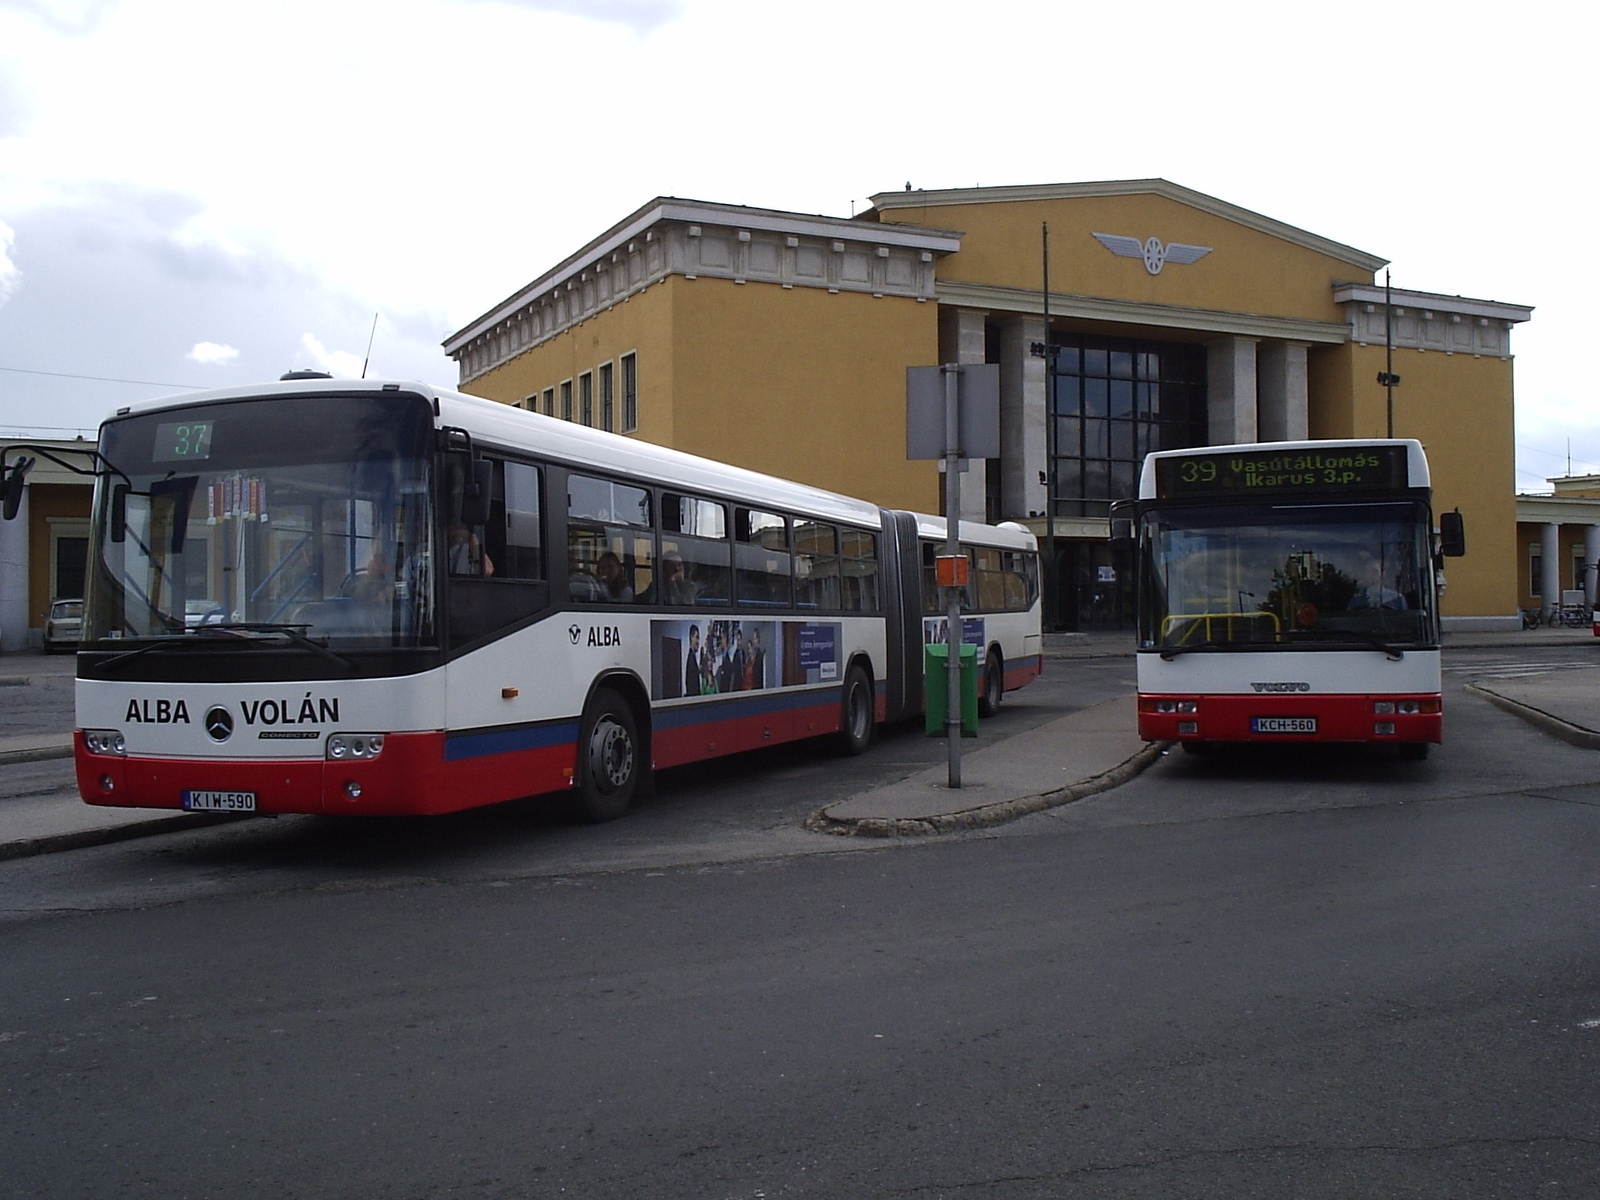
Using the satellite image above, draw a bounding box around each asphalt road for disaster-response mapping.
[2,648,1598,1198]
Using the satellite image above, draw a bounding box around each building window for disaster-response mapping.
[599,362,614,433]
[560,379,573,421]
[621,352,638,433]
[543,387,555,417]
[523,394,537,412]
[1530,548,1543,597]
[1047,336,1208,519]
[579,372,593,426]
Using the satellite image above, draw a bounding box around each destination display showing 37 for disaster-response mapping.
[1154,445,1410,498]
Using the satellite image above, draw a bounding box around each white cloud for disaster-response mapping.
[0,0,121,35]
[187,340,238,365]
[297,332,365,380]
[0,219,18,306]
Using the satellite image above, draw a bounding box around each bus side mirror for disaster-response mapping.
[1108,499,1136,546]
[2,456,34,521]
[1438,510,1466,558]
[109,483,128,544]
[458,458,493,528]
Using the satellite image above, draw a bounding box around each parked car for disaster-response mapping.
[44,599,82,652]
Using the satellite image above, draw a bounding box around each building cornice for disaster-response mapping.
[1334,283,1531,359]
[936,280,1352,345]
[1517,494,1600,523]
[867,179,1389,273]
[1331,283,1532,324]
[443,197,960,357]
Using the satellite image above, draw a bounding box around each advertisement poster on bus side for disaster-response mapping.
[650,619,840,701]
[923,616,985,647]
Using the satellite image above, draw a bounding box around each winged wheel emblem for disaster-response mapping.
[1092,233,1212,276]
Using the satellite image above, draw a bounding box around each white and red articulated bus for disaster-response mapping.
[1,378,1042,820]
[1121,439,1465,758]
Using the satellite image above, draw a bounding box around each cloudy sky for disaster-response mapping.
[0,0,1590,490]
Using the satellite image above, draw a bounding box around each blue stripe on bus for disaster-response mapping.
[445,678,884,761]
[445,720,581,762]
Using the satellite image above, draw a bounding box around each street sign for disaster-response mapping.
[906,364,999,460]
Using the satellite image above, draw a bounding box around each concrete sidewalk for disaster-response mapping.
[807,694,1161,837]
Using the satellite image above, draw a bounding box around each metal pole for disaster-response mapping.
[944,362,963,789]
[1042,222,1057,631]
[1385,270,1394,439]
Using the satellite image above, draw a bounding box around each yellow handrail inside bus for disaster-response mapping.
[1161,610,1282,645]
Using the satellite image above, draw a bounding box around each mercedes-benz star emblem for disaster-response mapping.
[204,706,233,742]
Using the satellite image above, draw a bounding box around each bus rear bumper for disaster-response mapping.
[1138,693,1442,745]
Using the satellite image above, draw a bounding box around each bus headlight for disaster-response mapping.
[84,729,126,756]
[326,733,386,761]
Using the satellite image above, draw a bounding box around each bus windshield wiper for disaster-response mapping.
[99,623,357,673]
[1287,627,1405,660]
[199,623,359,671]
[1158,639,1227,660]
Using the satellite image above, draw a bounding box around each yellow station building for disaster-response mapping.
[443,179,1533,631]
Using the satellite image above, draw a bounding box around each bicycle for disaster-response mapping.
[1521,607,1543,630]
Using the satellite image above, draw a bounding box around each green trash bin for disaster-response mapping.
[924,642,979,737]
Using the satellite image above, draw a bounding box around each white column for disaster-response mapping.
[1541,522,1561,616]
[939,307,990,524]
[1256,340,1309,442]
[998,316,1047,519]
[1206,336,1259,445]
[1585,524,1600,607]
[0,485,29,653]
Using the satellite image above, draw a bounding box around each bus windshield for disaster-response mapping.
[1139,501,1437,652]
[85,392,437,649]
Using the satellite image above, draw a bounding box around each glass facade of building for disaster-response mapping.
[1049,335,1208,518]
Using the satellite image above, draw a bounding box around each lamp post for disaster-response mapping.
[1037,222,1058,630]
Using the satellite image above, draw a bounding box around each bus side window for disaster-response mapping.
[568,474,653,604]
[795,520,839,610]
[839,527,879,613]
[661,493,729,606]
[734,507,790,608]
[500,460,543,580]
[447,458,551,649]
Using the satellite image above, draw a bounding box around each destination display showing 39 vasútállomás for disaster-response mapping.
[1154,446,1410,498]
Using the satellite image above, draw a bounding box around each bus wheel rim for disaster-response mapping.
[590,717,633,791]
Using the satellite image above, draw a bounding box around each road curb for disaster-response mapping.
[1465,683,1600,751]
[804,739,1169,838]
[0,745,74,766]
[0,811,251,862]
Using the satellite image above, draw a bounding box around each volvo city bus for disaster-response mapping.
[1,378,1041,820]
[1122,439,1465,757]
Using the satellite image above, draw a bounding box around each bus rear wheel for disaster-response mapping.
[570,688,639,822]
[978,651,1004,718]
[837,665,874,756]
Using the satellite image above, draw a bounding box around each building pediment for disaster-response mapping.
[868,179,1388,326]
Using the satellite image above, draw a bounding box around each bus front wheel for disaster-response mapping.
[837,665,874,756]
[571,689,639,822]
